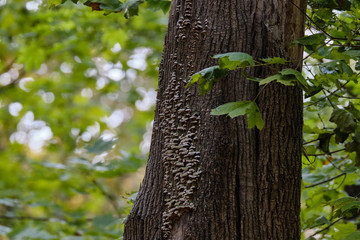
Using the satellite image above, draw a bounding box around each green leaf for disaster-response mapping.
[187,66,228,95]
[332,223,357,239]
[48,0,63,7]
[318,133,332,153]
[346,102,360,121]
[85,138,117,154]
[228,102,253,118]
[341,201,360,212]
[211,101,264,130]
[293,33,326,51]
[211,101,252,116]
[258,69,309,90]
[123,0,144,18]
[246,102,264,130]
[84,0,123,12]
[329,109,357,133]
[259,74,283,85]
[310,216,331,228]
[305,85,323,98]
[280,68,308,89]
[146,0,171,13]
[329,197,356,209]
[302,173,327,184]
[213,52,255,70]
[262,57,287,65]
[343,50,360,57]
[343,231,360,240]
[296,33,326,45]
[334,128,349,144]
[345,141,360,153]
[339,60,353,76]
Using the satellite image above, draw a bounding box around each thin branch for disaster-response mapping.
[335,172,347,190]
[290,1,334,40]
[91,179,122,218]
[333,94,360,99]
[307,148,346,157]
[305,81,350,108]
[305,172,346,188]
[303,138,319,145]
[253,83,269,102]
[322,89,335,109]
[332,37,360,42]
[306,217,345,240]
[303,39,332,62]
[302,147,316,166]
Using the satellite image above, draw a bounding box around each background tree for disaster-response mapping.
[124,0,306,239]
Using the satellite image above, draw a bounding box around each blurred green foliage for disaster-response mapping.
[1,0,360,240]
[0,0,166,238]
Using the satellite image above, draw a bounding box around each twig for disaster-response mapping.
[91,179,122,218]
[290,1,334,40]
[307,148,346,157]
[333,94,360,99]
[302,147,316,166]
[305,81,349,107]
[303,138,319,145]
[306,217,345,239]
[303,39,332,62]
[322,89,335,108]
[253,83,269,102]
[305,172,346,188]
[335,172,347,190]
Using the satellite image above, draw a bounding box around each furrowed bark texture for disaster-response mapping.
[124,0,306,239]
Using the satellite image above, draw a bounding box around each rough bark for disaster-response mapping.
[124,0,306,239]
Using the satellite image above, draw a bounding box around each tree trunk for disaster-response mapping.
[124,0,306,239]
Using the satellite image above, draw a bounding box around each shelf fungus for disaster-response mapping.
[159,80,202,238]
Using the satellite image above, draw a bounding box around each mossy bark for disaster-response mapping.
[124,0,306,239]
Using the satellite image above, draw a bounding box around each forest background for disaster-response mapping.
[1,0,360,239]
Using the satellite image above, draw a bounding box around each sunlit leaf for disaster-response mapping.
[213,52,255,70]
[187,66,228,95]
[211,101,263,130]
